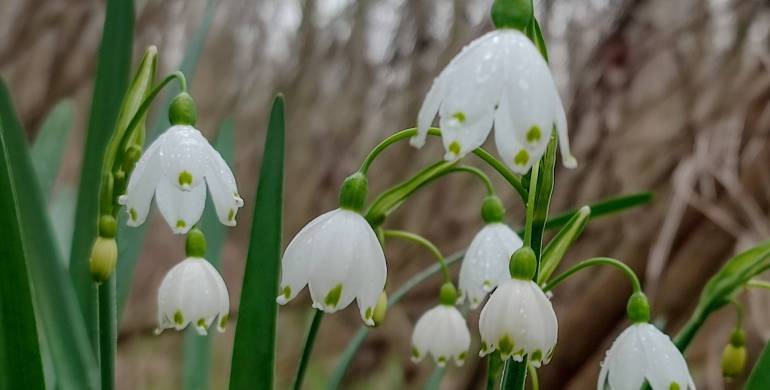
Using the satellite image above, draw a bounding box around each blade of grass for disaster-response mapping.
[0,103,46,390]
[424,366,446,390]
[746,341,770,389]
[69,0,134,350]
[182,118,234,390]
[117,0,219,319]
[31,100,74,198]
[0,79,99,389]
[229,95,285,389]
[543,192,653,231]
[292,310,324,390]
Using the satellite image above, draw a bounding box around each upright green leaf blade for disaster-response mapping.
[538,206,591,284]
[183,118,234,390]
[229,95,285,389]
[31,100,74,198]
[746,341,770,389]
[0,104,45,390]
[69,0,134,348]
[0,79,99,389]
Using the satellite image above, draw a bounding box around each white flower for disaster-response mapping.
[478,278,557,366]
[411,304,471,367]
[119,125,243,234]
[598,323,695,390]
[458,223,523,308]
[276,208,386,326]
[156,257,229,335]
[412,29,576,174]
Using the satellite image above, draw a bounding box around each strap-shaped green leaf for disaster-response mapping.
[69,0,134,348]
[31,100,74,198]
[0,93,45,390]
[746,341,770,389]
[537,206,591,284]
[229,95,285,389]
[0,79,99,389]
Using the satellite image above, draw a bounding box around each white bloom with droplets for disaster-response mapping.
[156,257,229,335]
[478,278,557,367]
[458,223,523,308]
[598,323,695,390]
[118,125,243,234]
[276,208,386,326]
[412,29,576,174]
[411,304,471,367]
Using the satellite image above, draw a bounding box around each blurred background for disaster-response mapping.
[2,0,770,388]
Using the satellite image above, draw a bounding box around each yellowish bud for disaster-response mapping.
[89,237,117,283]
[721,343,747,379]
[372,292,388,326]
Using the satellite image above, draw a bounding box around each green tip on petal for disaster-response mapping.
[526,126,542,143]
[531,349,543,362]
[324,284,343,308]
[411,346,420,359]
[129,208,138,222]
[174,310,185,326]
[219,314,229,330]
[451,111,466,123]
[498,334,515,356]
[178,171,193,187]
[514,149,530,166]
[281,286,291,300]
[449,141,461,156]
[669,383,680,390]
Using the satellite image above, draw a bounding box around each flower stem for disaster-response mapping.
[384,230,450,283]
[98,277,116,390]
[292,309,323,390]
[527,364,540,390]
[447,166,495,195]
[746,279,770,291]
[523,162,540,248]
[541,257,642,293]
[358,128,527,201]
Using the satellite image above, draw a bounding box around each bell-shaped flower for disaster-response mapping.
[598,323,695,390]
[276,208,386,326]
[478,278,557,367]
[156,257,229,335]
[458,223,523,308]
[412,29,576,174]
[119,124,243,234]
[411,304,471,367]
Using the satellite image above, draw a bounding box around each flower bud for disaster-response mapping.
[169,92,197,126]
[509,247,536,280]
[89,236,117,283]
[372,292,388,326]
[722,329,747,379]
[338,172,368,212]
[491,0,532,31]
[481,195,505,223]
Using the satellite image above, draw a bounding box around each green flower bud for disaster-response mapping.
[98,215,117,238]
[338,172,368,212]
[439,283,458,306]
[722,342,746,379]
[372,292,388,326]
[481,195,505,223]
[169,92,197,126]
[626,292,650,323]
[509,247,536,280]
[491,0,532,31]
[122,144,142,172]
[89,237,117,283]
[185,228,207,258]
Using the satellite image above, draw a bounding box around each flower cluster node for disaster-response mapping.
[98,215,117,238]
[169,92,197,126]
[626,291,650,323]
[509,246,536,280]
[439,283,458,306]
[481,195,505,223]
[185,228,207,258]
[490,0,532,31]
[338,172,368,212]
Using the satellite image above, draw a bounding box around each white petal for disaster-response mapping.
[640,324,694,390]
[159,125,209,191]
[277,210,338,304]
[606,325,647,390]
[438,106,494,161]
[351,216,387,326]
[459,223,522,308]
[494,92,548,174]
[412,77,445,149]
[554,97,577,169]
[155,179,206,234]
[203,144,243,226]
[597,361,609,390]
[119,136,163,226]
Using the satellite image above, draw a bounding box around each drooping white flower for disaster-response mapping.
[412,29,576,174]
[458,223,523,308]
[478,278,557,366]
[119,125,243,234]
[156,257,229,335]
[598,323,696,390]
[411,304,471,367]
[276,208,386,326]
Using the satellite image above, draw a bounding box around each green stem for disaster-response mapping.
[447,166,495,195]
[527,364,539,390]
[384,230,450,283]
[98,277,116,390]
[292,309,324,390]
[746,279,770,291]
[358,128,527,201]
[541,257,642,293]
[523,162,540,247]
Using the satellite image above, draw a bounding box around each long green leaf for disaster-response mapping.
[31,100,74,198]
[543,192,653,231]
[229,95,285,389]
[0,98,45,390]
[746,341,770,389]
[182,118,234,390]
[537,206,591,284]
[424,366,446,390]
[117,0,219,319]
[69,0,134,349]
[0,79,99,389]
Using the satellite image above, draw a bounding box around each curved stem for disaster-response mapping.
[542,257,642,294]
[447,166,495,195]
[358,128,527,201]
[730,298,744,329]
[384,230,450,283]
[746,279,770,291]
[292,310,323,390]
